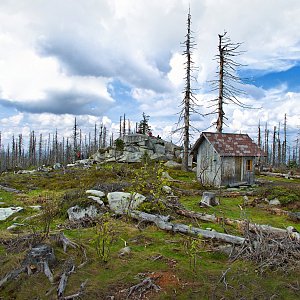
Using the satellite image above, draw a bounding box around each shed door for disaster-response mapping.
[235,157,242,182]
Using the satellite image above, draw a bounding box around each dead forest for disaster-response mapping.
[0,9,300,300]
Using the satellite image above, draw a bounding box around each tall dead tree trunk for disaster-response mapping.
[38,134,43,166]
[277,122,281,166]
[94,123,97,153]
[103,126,107,148]
[216,34,225,133]
[180,8,196,171]
[99,123,103,149]
[73,117,78,161]
[272,126,276,167]
[264,123,269,166]
[123,113,126,137]
[210,32,248,133]
[257,121,261,170]
[283,113,287,165]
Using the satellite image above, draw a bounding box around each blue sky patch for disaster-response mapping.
[243,65,300,91]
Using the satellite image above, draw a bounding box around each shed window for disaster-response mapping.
[246,159,253,171]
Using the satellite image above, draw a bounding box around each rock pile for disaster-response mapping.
[92,134,181,163]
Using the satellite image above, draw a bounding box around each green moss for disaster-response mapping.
[1,164,300,299]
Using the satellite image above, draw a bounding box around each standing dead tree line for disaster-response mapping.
[0,119,110,172]
[0,113,155,172]
[260,114,299,168]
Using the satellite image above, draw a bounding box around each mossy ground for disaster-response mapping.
[0,164,299,299]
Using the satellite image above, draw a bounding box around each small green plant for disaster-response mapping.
[184,232,203,273]
[94,213,115,263]
[40,193,60,237]
[141,150,150,164]
[114,138,125,152]
[129,161,168,213]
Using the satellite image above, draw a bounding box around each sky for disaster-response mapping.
[0,0,300,148]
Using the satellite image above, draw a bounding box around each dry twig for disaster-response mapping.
[127,277,161,299]
[230,225,300,273]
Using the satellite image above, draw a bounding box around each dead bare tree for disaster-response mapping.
[209,32,249,133]
[277,122,281,166]
[176,8,200,171]
[283,113,287,165]
[272,125,276,167]
[73,117,79,161]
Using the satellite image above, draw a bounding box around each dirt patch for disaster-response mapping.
[111,271,181,300]
[148,271,180,288]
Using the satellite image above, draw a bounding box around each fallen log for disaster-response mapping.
[165,197,294,237]
[57,262,75,299]
[260,171,300,179]
[0,184,21,194]
[130,211,245,245]
[0,267,26,289]
[174,208,294,237]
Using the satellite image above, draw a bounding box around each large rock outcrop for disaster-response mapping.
[91,134,181,163]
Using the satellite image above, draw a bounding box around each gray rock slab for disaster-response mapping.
[53,163,62,170]
[0,185,21,194]
[118,152,143,163]
[86,190,105,197]
[67,205,99,221]
[7,223,26,231]
[0,207,23,221]
[17,170,36,174]
[269,198,281,206]
[137,147,154,155]
[29,205,42,210]
[154,144,166,155]
[150,153,167,161]
[107,192,146,214]
[66,163,76,168]
[87,196,104,206]
[161,171,174,181]
[164,160,182,168]
[162,186,172,195]
[124,145,139,152]
[76,159,93,165]
[92,152,105,162]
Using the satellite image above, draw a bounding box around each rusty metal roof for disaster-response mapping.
[191,132,264,157]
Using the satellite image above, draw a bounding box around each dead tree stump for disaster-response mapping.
[200,192,219,207]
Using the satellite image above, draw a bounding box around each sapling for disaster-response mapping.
[94,213,115,263]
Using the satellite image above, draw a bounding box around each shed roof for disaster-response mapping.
[191,132,264,157]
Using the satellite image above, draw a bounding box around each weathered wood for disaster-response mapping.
[51,232,77,252]
[127,277,160,299]
[63,279,88,300]
[43,261,54,283]
[175,208,289,236]
[130,211,245,245]
[57,264,75,298]
[0,267,26,288]
[260,171,300,179]
[0,244,56,288]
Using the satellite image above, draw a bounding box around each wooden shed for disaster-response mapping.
[190,132,263,187]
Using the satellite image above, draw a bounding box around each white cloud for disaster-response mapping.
[168,52,185,87]
[0,0,299,148]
